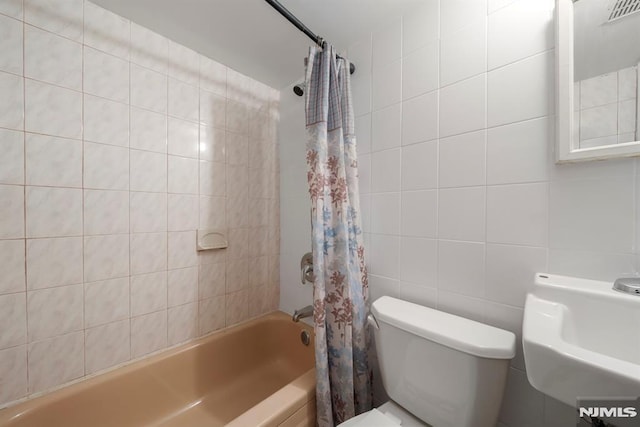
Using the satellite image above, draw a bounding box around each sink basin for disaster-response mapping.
[523,273,640,406]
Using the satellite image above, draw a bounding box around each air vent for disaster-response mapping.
[608,0,640,22]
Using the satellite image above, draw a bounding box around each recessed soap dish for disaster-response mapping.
[197,229,228,251]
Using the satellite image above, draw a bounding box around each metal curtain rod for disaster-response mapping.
[263,0,356,74]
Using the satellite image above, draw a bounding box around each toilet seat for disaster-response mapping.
[337,401,426,427]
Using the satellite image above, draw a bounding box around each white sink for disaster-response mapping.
[523,273,640,406]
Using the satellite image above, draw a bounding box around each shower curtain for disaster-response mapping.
[304,44,372,427]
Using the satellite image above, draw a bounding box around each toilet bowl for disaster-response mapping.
[339,296,516,427]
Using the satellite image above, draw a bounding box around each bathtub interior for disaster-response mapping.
[0,313,315,427]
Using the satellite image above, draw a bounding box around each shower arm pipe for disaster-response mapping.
[263,0,355,74]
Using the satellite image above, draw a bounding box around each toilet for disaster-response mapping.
[341,296,516,427]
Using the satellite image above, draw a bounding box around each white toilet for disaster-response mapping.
[341,296,516,427]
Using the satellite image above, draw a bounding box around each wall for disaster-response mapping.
[0,0,280,408]
[576,66,637,148]
[278,0,640,426]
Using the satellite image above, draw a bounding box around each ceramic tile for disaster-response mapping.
[168,302,198,345]
[401,141,438,190]
[130,107,166,153]
[168,117,199,158]
[168,194,198,231]
[438,187,486,242]
[130,192,167,233]
[84,142,129,191]
[372,60,401,111]
[130,22,168,73]
[130,149,167,193]
[0,185,24,239]
[131,310,167,358]
[371,103,401,151]
[200,56,226,97]
[198,262,225,300]
[83,234,129,282]
[402,91,438,145]
[167,267,197,307]
[0,14,23,75]
[402,42,439,100]
[168,231,197,270]
[0,239,25,295]
[168,156,198,195]
[168,78,199,122]
[130,271,167,317]
[399,236,437,287]
[403,1,439,53]
[199,295,225,335]
[440,74,486,137]
[24,24,82,90]
[0,345,27,404]
[130,232,167,275]
[27,283,83,341]
[83,95,129,147]
[84,277,129,328]
[26,237,82,290]
[84,189,129,235]
[439,130,486,188]
[25,133,82,188]
[0,71,23,130]
[27,331,84,393]
[400,190,437,238]
[0,129,24,185]
[226,289,248,325]
[26,186,82,238]
[199,89,226,129]
[25,79,82,139]
[441,21,487,86]
[168,41,199,86]
[85,319,129,374]
[0,0,22,19]
[131,64,167,113]
[83,47,129,103]
[438,240,486,298]
[0,292,26,349]
[199,161,226,196]
[83,1,129,59]
[24,0,82,40]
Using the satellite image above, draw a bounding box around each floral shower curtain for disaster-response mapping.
[304,44,372,427]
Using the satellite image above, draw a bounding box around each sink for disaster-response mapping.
[523,273,640,406]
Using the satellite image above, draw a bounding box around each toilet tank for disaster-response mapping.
[370,297,516,427]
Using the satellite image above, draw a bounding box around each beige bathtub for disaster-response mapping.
[0,312,316,427]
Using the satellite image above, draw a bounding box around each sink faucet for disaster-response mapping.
[292,305,313,322]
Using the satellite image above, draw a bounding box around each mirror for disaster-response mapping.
[556,0,640,162]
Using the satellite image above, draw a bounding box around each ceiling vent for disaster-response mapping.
[608,0,640,22]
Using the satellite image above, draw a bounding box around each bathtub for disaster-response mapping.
[0,312,315,427]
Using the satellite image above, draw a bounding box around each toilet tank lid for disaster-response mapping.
[371,297,516,359]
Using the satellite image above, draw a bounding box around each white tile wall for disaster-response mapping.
[0,0,280,409]
[278,0,626,425]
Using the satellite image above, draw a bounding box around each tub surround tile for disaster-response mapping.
[0,71,24,131]
[0,129,24,186]
[168,267,198,307]
[168,303,198,345]
[0,293,27,349]
[24,0,84,41]
[85,319,130,374]
[25,79,82,140]
[198,262,225,300]
[26,237,83,290]
[84,277,130,328]
[131,310,167,358]
[83,234,130,282]
[131,271,168,317]
[25,186,82,238]
[28,331,84,393]
[130,232,167,275]
[0,239,25,295]
[26,134,82,188]
[0,345,27,404]
[83,95,129,147]
[27,284,83,342]
[0,0,280,409]
[0,14,23,75]
[24,24,82,90]
[199,295,225,335]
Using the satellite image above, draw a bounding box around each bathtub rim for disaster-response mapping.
[0,310,315,424]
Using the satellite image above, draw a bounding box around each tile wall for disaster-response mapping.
[576,66,638,148]
[279,0,640,425]
[0,0,280,408]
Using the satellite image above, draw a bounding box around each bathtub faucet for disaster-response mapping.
[292,305,313,322]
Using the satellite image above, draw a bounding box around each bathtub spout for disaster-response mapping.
[292,305,313,322]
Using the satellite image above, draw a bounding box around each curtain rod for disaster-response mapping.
[263,0,356,74]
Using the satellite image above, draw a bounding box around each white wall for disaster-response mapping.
[278,0,640,425]
[0,0,280,408]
